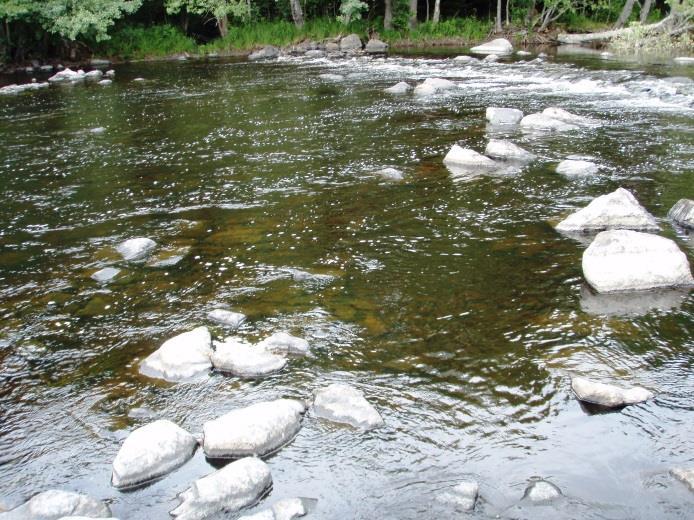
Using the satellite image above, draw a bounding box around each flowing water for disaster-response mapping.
[0,48,693,519]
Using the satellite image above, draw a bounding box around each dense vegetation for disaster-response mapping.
[0,0,688,63]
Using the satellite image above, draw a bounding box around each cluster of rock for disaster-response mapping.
[48,67,115,86]
[0,81,49,95]
[249,34,388,62]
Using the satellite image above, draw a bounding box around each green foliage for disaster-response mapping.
[95,23,196,58]
[165,0,250,22]
[382,17,492,44]
[337,0,368,25]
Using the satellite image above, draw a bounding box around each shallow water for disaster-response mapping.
[0,49,693,519]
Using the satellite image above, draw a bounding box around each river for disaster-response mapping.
[0,48,693,519]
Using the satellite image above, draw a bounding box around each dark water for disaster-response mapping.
[0,49,693,519]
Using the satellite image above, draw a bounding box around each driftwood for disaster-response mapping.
[556,15,689,45]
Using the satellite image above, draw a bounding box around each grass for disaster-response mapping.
[96,25,197,60]
[382,18,493,46]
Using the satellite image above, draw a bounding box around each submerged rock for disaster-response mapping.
[542,107,593,125]
[249,46,279,61]
[556,188,659,233]
[208,309,246,329]
[91,267,120,283]
[84,70,103,80]
[668,199,694,229]
[523,480,562,502]
[438,481,479,512]
[374,167,404,181]
[313,383,384,429]
[580,285,688,317]
[112,420,197,489]
[521,113,579,132]
[384,82,411,95]
[483,54,499,63]
[116,237,156,261]
[318,73,344,82]
[556,159,599,177]
[471,38,513,55]
[365,39,388,54]
[443,145,497,170]
[98,80,112,86]
[484,139,535,162]
[0,490,111,519]
[571,376,653,408]
[340,34,362,52]
[171,457,272,520]
[257,332,310,356]
[671,468,694,492]
[582,230,694,293]
[140,327,213,382]
[485,107,523,125]
[413,77,456,97]
[239,498,308,520]
[202,399,306,458]
[211,339,287,377]
[453,55,476,62]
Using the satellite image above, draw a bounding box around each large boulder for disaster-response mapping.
[582,230,694,293]
[571,376,653,408]
[438,481,479,512]
[365,39,388,54]
[556,188,659,233]
[484,139,535,162]
[171,457,272,520]
[140,327,213,382]
[485,107,523,125]
[470,38,513,55]
[249,46,279,61]
[520,113,579,132]
[208,309,246,329]
[47,68,86,83]
[84,70,103,80]
[210,339,287,377]
[413,78,456,97]
[668,199,694,229]
[523,480,562,502]
[257,332,310,356]
[116,237,156,261]
[0,490,111,519]
[111,420,198,489]
[313,383,383,429]
[340,34,362,52]
[238,498,308,520]
[443,145,497,170]
[555,159,599,177]
[671,468,694,492]
[384,82,411,95]
[202,399,306,458]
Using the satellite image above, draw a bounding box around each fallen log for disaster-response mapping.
[557,15,676,45]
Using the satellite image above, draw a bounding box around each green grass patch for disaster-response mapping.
[96,25,197,60]
[382,18,492,45]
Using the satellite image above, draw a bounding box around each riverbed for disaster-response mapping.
[0,48,693,519]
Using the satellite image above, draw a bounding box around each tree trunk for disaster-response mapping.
[409,0,418,29]
[384,0,393,30]
[506,0,511,26]
[496,0,503,33]
[218,14,229,38]
[425,0,429,22]
[433,0,441,24]
[558,15,677,44]
[290,0,305,28]
[525,0,535,25]
[614,0,637,29]
[640,0,653,23]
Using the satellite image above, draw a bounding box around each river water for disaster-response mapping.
[0,48,693,519]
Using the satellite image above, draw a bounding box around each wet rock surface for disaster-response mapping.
[140,327,213,381]
[668,199,694,229]
[210,339,287,377]
[0,490,111,520]
[571,376,653,408]
[313,383,383,429]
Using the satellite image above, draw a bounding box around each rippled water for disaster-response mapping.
[0,49,693,519]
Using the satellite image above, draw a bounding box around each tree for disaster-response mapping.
[432,0,440,24]
[289,0,304,28]
[495,0,502,32]
[384,0,393,29]
[165,0,250,38]
[408,0,417,28]
[614,0,637,29]
[640,0,653,23]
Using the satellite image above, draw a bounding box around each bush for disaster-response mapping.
[96,24,197,60]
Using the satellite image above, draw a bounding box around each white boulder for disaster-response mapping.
[443,145,497,170]
[239,498,307,520]
[582,230,694,293]
[84,70,103,80]
[384,82,411,94]
[485,107,523,125]
[542,107,593,125]
[211,339,287,377]
[319,73,344,82]
[453,55,476,62]
[517,50,532,56]
[571,376,653,408]
[413,78,456,97]
[208,309,246,329]
[484,139,535,162]
[98,80,112,86]
[438,481,479,511]
[0,490,111,519]
[482,54,499,63]
[668,199,694,229]
[171,457,272,520]
[374,167,404,181]
[48,68,86,83]
[202,399,306,458]
[556,159,599,177]
[671,468,694,492]
[520,113,579,132]
[313,383,384,429]
[140,327,213,381]
[91,267,120,283]
[116,237,156,261]
[111,420,198,489]
[523,480,562,502]
[257,332,310,356]
[470,38,513,55]
[556,188,659,233]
